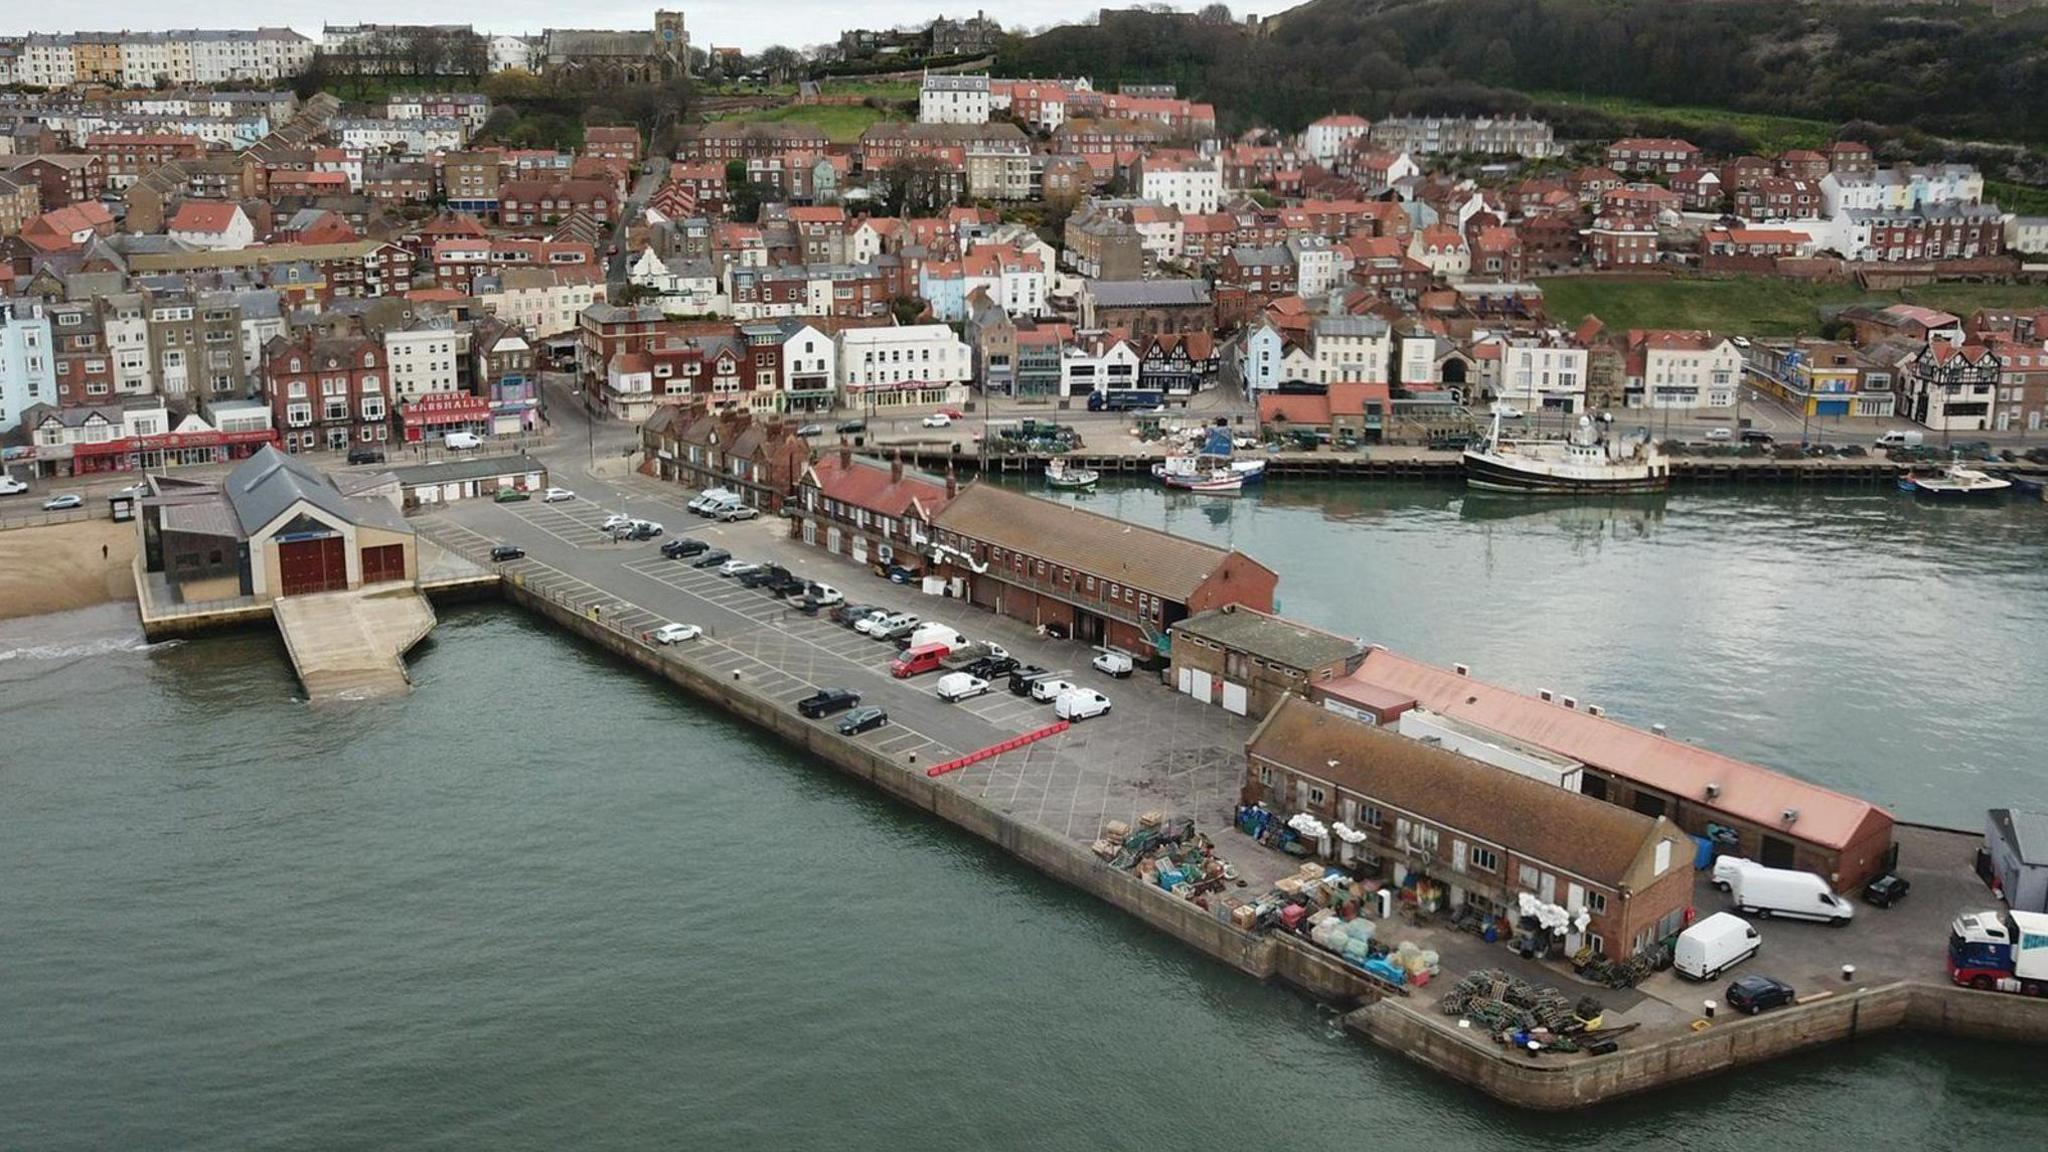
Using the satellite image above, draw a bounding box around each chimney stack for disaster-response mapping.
[945,459,958,499]
[890,448,904,485]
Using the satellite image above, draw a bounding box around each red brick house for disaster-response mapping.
[499,179,618,227]
[581,126,642,167]
[1734,177,1819,222]
[929,483,1278,657]
[3,153,106,208]
[83,133,202,189]
[1718,155,1773,193]
[1585,212,1658,269]
[1669,168,1723,212]
[1606,137,1700,175]
[1776,149,1828,181]
[639,401,813,510]
[792,445,957,566]
[262,332,394,454]
[1468,226,1524,282]
[1826,141,1874,175]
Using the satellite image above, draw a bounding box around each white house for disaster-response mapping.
[1059,331,1141,399]
[1628,331,1743,409]
[1491,333,1589,414]
[0,300,56,434]
[1302,114,1370,165]
[1238,319,1314,394]
[776,320,836,409]
[1306,315,1391,385]
[836,325,973,408]
[628,249,730,316]
[919,73,992,125]
[2005,216,2048,256]
[1139,153,1223,216]
[334,116,467,155]
[167,202,255,251]
[489,35,534,73]
[1407,227,1470,281]
[478,267,603,339]
[1287,235,1351,299]
[384,323,464,403]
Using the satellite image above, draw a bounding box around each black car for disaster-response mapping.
[690,548,731,569]
[661,537,709,559]
[837,706,888,735]
[1741,430,1775,445]
[1862,874,1911,908]
[835,418,867,435]
[1008,665,1053,695]
[1726,975,1796,1015]
[738,564,789,589]
[347,447,386,465]
[769,574,810,598]
[489,545,525,562]
[967,655,1020,680]
[628,522,663,540]
[797,688,861,718]
[832,602,879,626]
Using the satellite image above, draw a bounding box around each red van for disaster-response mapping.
[890,643,950,678]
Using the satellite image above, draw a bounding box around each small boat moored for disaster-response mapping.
[1044,457,1100,490]
[1901,460,2013,500]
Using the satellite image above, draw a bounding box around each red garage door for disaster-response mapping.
[278,537,348,596]
[361,544,406,585]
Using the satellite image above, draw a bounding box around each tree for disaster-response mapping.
[757,46,802,85]
[875,156,954,217]
[1199,3,1234,24]
[725,159,765,223]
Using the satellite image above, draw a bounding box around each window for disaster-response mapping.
[1468,845,1500,873]
[1518,863,1540,890]
[1307,785,1325,805]
[1362,805,1382,829]
[1587,892,1608,915]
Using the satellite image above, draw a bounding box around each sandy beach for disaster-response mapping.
[0,519,139,621]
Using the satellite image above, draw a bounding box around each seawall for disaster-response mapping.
[495,571,2048,1110]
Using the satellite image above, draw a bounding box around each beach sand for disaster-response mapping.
[0,519,139,621]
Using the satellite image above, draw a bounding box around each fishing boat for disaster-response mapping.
[1184,470,1243,495]
[1044,457,1100,490]
[1152,427,1266,488]
[1461,409,1670,495]
[1900,460,2012,500]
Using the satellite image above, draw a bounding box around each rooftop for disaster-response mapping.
[1172,605,1363,671]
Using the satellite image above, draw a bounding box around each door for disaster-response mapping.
[361,543,405,585]
[1221,681,1249,716]
[1760,835,1796,869]
[1177,667,1193,695]
[278,536,347,596]
[851,538,868,565]
[826,526,841,553]
[1189,668,1213,702]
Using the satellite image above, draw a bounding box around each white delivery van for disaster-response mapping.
[689,487,741,516]
[1731,865,1855,924]
[1712,856,1755,891]
[1673,912,1761,980]
[1875,430,1924,448]
[443,431,483,450]
[905,623,968,652]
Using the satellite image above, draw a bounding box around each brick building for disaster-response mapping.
[261,331,394,454]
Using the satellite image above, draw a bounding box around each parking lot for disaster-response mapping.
[421,480,1288,883]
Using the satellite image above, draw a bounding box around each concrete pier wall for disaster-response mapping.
[500,573,2048,1111]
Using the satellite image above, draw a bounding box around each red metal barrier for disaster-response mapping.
[926,720,1070,777]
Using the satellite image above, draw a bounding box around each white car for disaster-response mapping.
[1492,403,1524,419]
[543,487,575,502]
[443,431,483,450]
[716,559,759,578]
[1054,688,1112,721]
[935,672,991,702]
[922,413,953,428]
[1092,650,1134,678]
[717,505,760,522]
[983,643,1009,661]
[601,513,632,530]
[858,611,917,638]
[1030,677,1079,703]
[1705,428,1732,441]
[114,482,150,498]
[652,623,702,645]
[42,493,83,511]
[809,583,844,607]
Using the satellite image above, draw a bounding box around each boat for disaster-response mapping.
[1152,428,1265,489]
[1184,470,1243,495]
[2007,475,2043,500]
[1461,409,1671,495]
[1044,457,1100,490]
[1901,460,2012,500]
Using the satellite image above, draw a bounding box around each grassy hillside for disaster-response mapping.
[995,1,2048,151]
[706,103,904,143]
[1534,277,2048,337]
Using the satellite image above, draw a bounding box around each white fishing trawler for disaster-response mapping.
[1900,460,2011,500]
[1462,409,1671,495]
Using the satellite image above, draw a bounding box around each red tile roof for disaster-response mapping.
[807,452,953,520]
[168,200,240,235]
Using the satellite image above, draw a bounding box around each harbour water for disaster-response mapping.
[5,481,2048,1147]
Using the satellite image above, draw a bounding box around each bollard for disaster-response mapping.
[1841,964,1856,983]
[1703,999,1716,1019]
[732,670,741,681]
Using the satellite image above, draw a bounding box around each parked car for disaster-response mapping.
[1030,677,1079,703]
[601,513,632,530]
[1705,428,1732,441]
[797,688,862,719]
[838,605,885,628]
[661,537,709,559]
[1008,665,1053,695]
[1054,688,1113,721]
[738,564,788,589]
[626,522,663,541]
[1741,430,1775,446]
[858,611,917,638]
[717,505,760,522]
[837,706,888,735]
[795,424,824,438]
[716,559,759,578]
[489,544,525,562]
[1092,650,1134,678]
[542,487,575,502]
[443,431,483,450]
[806,583,843,607]
[1862,874,1911,908]
[0,475,29,496]
[966,655,1019,680]
[1711,856,1753,892]
[1725,974,1796,1015]
[875,616,925,643]
[835,418,867,435]
[935,672,992,702]
[921,413,953,428]
[1491,403,1524,419]
[493,488,530,503]
[768,575,810,598]
[346,447,385,465]
[690,548,731,569]
[652,623,702,644]
[41,493,82,510]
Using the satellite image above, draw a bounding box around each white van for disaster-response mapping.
[1731,865,1855,925]
[1875,430,1924,448]
[1673,912,1761,980]
[443,431,483,450]
[690,488,742,517]
[905,623,968,652]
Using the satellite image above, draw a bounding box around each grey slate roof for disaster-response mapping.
[389,454,548,488]
[1991,808,2048,867]
[224,445,412,537]
[1086,279,1212,308]
[1172,606,1363,671]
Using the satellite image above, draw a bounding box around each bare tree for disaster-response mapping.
[1199,3,1235,23]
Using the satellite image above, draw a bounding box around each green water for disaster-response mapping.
[4,480,2047,1147]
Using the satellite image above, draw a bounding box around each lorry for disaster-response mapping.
[1730,864,1854,925]
[1673,912,1762,980]
[1949,908,2048,994]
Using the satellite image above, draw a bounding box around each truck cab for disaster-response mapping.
[1950,909,2048,994]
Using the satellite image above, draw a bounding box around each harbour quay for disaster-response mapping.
[412,467,2048,1109]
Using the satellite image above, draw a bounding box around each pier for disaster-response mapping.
[403,473,2048,1110]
